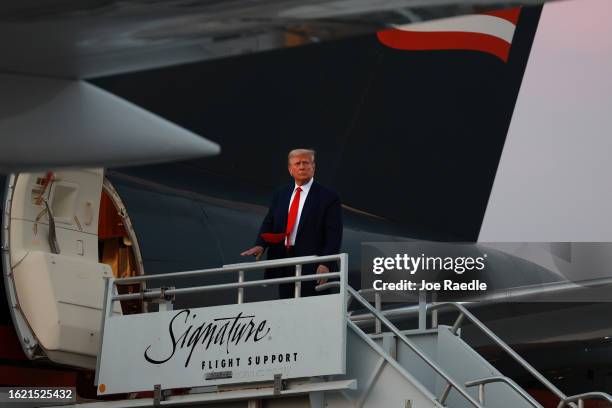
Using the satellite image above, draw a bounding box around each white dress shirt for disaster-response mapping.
[286,177,313,246]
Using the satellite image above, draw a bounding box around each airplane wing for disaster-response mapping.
[0,0,548,172]
[1,0,549,80]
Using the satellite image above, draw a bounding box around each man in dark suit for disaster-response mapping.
[241,148,343,298]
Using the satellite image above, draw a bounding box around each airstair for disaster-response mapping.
[65,254,612,408]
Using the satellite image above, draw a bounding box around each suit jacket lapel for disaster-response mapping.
[279,185,293,232]
[296,182,317,240]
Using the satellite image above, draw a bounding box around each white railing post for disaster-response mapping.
[418,290,427,330]
[374,292,382,334]
[431,292,438,329]
[294,264,302,298]
[237,270,244,304]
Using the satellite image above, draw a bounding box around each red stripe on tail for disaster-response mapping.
[377,30,512,62]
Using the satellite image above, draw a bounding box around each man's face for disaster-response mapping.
[288,154,315,185]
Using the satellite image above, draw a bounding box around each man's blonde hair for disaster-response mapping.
[288,148,316,163]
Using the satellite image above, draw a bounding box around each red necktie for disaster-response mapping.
[285,187,302,247]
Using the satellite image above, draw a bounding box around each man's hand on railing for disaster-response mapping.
[317,264,329,285]
[240,245,264,257]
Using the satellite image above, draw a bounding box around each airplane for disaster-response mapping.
[1,0,612,406]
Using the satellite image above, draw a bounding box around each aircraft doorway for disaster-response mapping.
[98,178,145,315]
[2,171,146,369]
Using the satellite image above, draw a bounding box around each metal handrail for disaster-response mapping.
[331,284,484,408]
[109,254,344,302]
[350,275,612,323]
[428,302,572,406]
[350,301,473,322]
[557,392,612,408]
[465,376,542,407]
[319,284,470,406]
[113,254,343,284]
[112,272,340,301]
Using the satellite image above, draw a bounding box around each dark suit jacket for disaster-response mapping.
[255,181,343,275]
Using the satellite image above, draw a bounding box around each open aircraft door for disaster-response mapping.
[2,170,135,369]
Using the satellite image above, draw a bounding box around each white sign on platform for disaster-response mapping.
[97,294,346,395]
